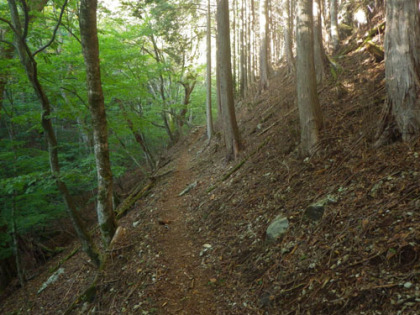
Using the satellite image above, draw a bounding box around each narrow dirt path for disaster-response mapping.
[151,142,218,314]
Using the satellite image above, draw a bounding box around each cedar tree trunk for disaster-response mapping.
[296,0,324,156]
[376,0,420,144]
[217,0,242,160]
[206,0,213,140]
[259,0,269,91]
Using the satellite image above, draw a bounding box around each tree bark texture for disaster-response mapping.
[217,0,242,160]
[377,0,420,143]
[313,0,327,84]
[79,0,117,246]
[259,0,269,91]
[330,0,339,51]
[239,0,247,97]
[232,0,237,92]
[296,0,323,156]
[7,0,101,266]
[282,0,295,73]
[206,0,213,140]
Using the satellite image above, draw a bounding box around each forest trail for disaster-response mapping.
[149,135,217,314]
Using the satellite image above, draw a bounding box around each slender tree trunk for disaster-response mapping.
[8,122,24,288]
[239,0,247,97]
[296,0,323,156]
[259,0,269,92]
[284,0,295,73]
[232,0,237,92]
[116,100,156,171]
[11,194,24,287]
[217,0,242,160]
[330,0,339,52]
[321,0,330,50]
[176,80,196,136]
[148,33,175,143]
[376,0,420,145]
[247,1,253,89]
[0,0,48,120]
[206,0,213,140]
[7,0,101,266]
[0,45,13,121]
[313,0,327,84]
[79,0,117,246]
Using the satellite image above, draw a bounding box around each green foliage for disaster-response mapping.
[0,0,209,265]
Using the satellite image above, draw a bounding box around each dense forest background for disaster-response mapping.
[1,0,208,276]
[1,0,419,314]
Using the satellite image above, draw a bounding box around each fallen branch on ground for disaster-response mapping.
[116,179,155,219]
[207,137,272,192]
[49,247,79,273]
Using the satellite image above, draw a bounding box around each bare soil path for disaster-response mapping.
[150,140,218,314]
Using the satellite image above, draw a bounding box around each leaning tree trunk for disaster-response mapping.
[7,0,101,266]
[376,0,420,145]
[296,0,323,156]
[0,0,48,119]
[79,0,117,246]
[217,0,242,160]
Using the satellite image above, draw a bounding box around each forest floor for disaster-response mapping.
[1,33,420,314]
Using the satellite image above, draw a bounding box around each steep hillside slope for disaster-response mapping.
[1,49,419,314]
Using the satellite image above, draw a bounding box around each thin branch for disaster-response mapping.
[59,21,81,44]
[33,0,68,57]
[18,0,29,40]
[40,76,89,109]
[150,121,166,129]
[0,38,15,47]
[0,17,19,36]
[59,85,89,109]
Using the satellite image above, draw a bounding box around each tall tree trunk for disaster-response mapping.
[376,0,420,145]
[330,0,339,52]
[239,0,247,97]
[321,0,330,49]
[283,0,295,73]
[251,0,257,86]
[206,0,213,140]
[296,0,323,156]
[259,0,269,92]
[232,0,237,92]
[313,0,327,84]
[79,0,117,246]
[216,0,242,160]
[7,0,101,266]
[247,0,253,89]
